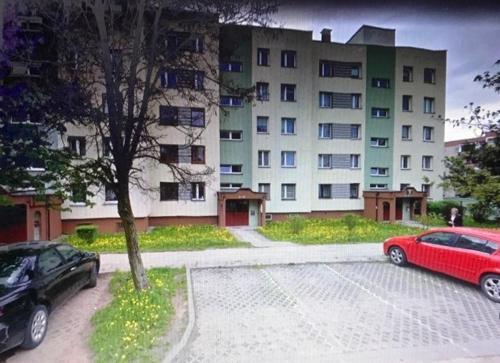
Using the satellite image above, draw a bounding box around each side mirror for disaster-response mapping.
[415,237,421,243]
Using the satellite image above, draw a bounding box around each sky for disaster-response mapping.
[273,0,500,141]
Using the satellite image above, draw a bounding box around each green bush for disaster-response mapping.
[342,214,359,232]
[427,200,463,221]
[469,202,489,223]
[288,215,306,235]
[415,212,446,228]
[75,225,98,244]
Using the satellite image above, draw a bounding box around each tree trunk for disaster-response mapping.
[117,188,149,291]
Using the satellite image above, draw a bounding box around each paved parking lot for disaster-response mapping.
[174,262,500,363]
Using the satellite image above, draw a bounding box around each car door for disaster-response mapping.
[36,247,74,308]
[55,245,89,293]
[411,232,458,273]
[446,235,499,283]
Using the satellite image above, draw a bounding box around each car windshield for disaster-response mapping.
[0,253,34,288]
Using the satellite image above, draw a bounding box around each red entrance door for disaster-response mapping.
[396,199,403,220]
[226,200,249,226]
[383,202,390,221]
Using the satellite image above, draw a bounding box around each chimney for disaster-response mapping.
[321,28,332,43]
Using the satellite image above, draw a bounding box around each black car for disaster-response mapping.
[0,242,99,353]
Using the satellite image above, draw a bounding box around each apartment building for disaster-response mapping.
[1,18,447,240]
[219,25,446,225]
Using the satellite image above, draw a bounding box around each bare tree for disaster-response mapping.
[23,0,277,290]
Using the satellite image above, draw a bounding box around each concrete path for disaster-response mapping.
[172,263,500,363]
[227,227,296,248]
[99,243,384,273]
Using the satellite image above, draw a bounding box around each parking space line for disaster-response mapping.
[321,263,473,356]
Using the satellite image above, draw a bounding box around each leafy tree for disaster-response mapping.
[442,60,500,222]
[19,0,277,291]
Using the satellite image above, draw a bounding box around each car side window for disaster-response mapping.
[55,245,81,262]
[456,235,498,254]
[419,232,456,247]
[38,248,64,275]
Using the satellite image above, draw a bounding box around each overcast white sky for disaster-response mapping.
[274,1,500,141]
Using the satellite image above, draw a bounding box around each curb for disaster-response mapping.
[163,266,196,363]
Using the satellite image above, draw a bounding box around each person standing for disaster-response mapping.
[447,207,463,227]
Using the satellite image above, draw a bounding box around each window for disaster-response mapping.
[419,232,456,247]
[402,125,412,140]
[372,78,390,88]
[220,183,242,191]
[319,60,334,77]
[370,167,388,176]
[400,183,410,191]
[281,84,296,102]
[281,118,296,135]
[220,95,243,107]
[424,68,436,84]
[319,92,333,108]
[319,184,332,199]
[423,126,434,141]
[281,184,296,200]
[105,184,117,202]
[258,183,271,200]
[160,70,204,90]
[421,183,431,195]
[71,185,86,204]
[403,66,413,82]
[402,95,413,112]
[424,97,435,113]
[281,50,297,68]
[350,183,359,199]
[256,116,269,133]
[55,245,80,262]
[370,137,388,147]
[220,130,242,140]
[350,154,360,168]
[160,182,178,201]
[160,145,178,164]
[422,155,433,170]
[191,182,205,201]
[351,65,360,78]
[351,124,361,139]
[220,164,242,174]
[258,150,270,167]
[455,235,498,254]
[256,82,269,101]
[38,248,64,275]
[371,108,389,118]
[318,123,332,139]
[68,136,86,157]
[281,151,296,167]
[191,145,205,164]
[257,48,270,66]
[401,155,411,170]
[352,94,362,109]
[370,184,388,190]
[159,106,205,127]
[318,154,332,169]
[166,32,203,53]
[220,61,242,72]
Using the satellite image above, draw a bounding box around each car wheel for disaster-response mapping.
[21,305,48,349]
[86,262,98,288]
[481,274,500,303]
[389,246,407,266]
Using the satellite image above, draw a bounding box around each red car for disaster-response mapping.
[383,227,500,303]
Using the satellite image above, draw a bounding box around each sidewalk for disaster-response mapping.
[227,227,296,247]
[99,243,384,273]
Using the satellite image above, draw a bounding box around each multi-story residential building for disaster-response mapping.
[1,20,447,240]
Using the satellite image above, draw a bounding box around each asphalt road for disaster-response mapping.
[174,262,500,363]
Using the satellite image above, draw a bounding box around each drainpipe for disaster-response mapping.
[375,192,379,222]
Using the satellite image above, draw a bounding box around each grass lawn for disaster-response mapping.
[67,225,249,253]
[91,268,184,363]
[258,216,423,244]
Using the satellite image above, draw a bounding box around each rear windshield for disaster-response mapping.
[0,253,34,288]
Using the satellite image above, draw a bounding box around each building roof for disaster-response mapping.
[445,131,497,147]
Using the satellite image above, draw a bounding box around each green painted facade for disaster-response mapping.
[364,45,395,188]
[219,27,252,187]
